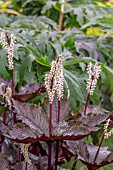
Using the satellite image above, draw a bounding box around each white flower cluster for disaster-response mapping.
[20,143,31,165]
[86,62,101,95]
[104,118,113,139]
[45,54,64,103]
[0,32,15,70]
[0,83,11,106]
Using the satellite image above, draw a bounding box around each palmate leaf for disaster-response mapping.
[3,140,19,164]
[63,140,113,169]
[13,83,46,102]
[76,141,113,169]
[0,99,50,143]
[0,101,110,143]
[53,105,109,140]
[78,105,109,126]
[54,121,99,140]
[12,99,49,136]
[0,122,48,143]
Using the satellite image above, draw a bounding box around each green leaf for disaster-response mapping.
[35,56,50,67]
[64,56,96,66]
[61,157,75,169]
[19,56,32,84]
[0,51,10,79]
[73,7,85,26]
[102,65,113,92]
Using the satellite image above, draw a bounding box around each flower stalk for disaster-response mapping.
[45,54,64,135]
[49,103,52,136]
[45,54,64,170]
[0,32,15,96]
[0,32,16,123]
[55,100,61,170]
[93,134,104,163]
[84,62,101,115]
[94,118,111,163]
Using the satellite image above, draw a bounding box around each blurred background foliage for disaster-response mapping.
[1,0,113,169]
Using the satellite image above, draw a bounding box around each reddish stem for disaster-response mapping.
[48,142,52,170]
[25,162,27,170]
[18,148,22,161]
[58,100,60,123]
[5,33,16,123]
[84,93,90,115]
[3,85,7,125]
[13,113,17,124]
[55,100,61,170]
[11,69,16,124]
[11,69,15,97]
[48,104,52,169]
[49,103,52,136]
[3,109,7,125]
[55,141,59,170]
[94,134,104,163]
[5,33,10,46]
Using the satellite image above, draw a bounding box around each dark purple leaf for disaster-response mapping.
[12,99,49,136]
[65,140,113,169]
[13,84,46,102]
[79,105,105,115]
[19,83,44,94]
[0,77,11,87]
[36,156,55,170]
[54,106,109,140]
[0,122,39,143]
[3,140,19,164]
[13,161,37,170]
[78,105,110,126]
[54,121,99,140]
[78,143,113,169]
[0,103,110,142]
[0,151,10,170]
[0,120,52,143]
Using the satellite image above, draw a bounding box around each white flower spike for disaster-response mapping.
[0,32,15,70]
[86,62,101,95]
[45,54,64,103]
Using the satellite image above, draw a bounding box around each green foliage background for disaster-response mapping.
[1,0,113,169]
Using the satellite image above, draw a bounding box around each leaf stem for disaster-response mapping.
[55,141,59,170]
[3,109,7,125]
[84,93,90,115]
[48,142,52,170]
[93,134,104,163]
[3,85,7,125]
[72,158,77,170]
[25,162,28,170]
